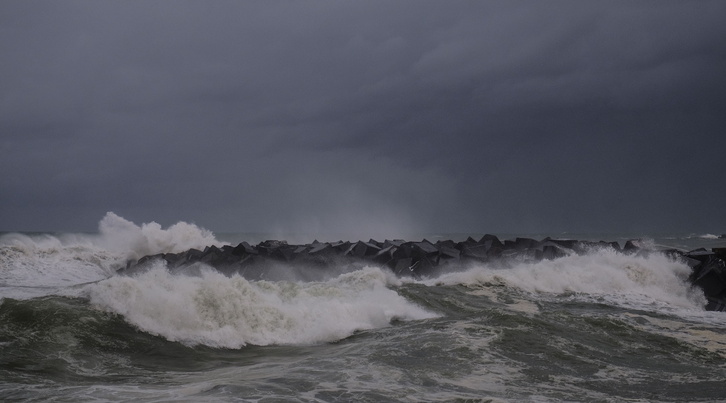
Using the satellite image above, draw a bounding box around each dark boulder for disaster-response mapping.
[413,240,439,257]
[308,242,335,256]
[183,248,204,263]
[392,243,413,260]
[437,245,460,261]
[435,239,457,249]
[460,243,489,261]
[479,234,504,249]
[392,257,414,276]
[512,237,540,251]
[409,256,438,278]
[136,253,165,266]
[539,241,570,260]
[686,248,716,263]
[690,256,726,298]
[623,240,641,254]
[373,245,396,265]
[345,241,381,258]
[232,241,257,256]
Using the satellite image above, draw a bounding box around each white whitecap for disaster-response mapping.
[428,249,706,312]
[0,212,224,297]
[84,264,436,348]
[96,212,223,261]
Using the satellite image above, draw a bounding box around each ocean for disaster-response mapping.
[2,213,726,402]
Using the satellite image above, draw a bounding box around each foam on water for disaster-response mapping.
[95,212,223,260]
[695,233,721,240]
[428,248,706,313]
[84,263,437,348]
[0,212,224,299]
[0,233,117,296]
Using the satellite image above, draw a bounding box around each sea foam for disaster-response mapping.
[84,263,437,348]
[96,212,223,260]
[429,248,706,312]
[0,212,224,297]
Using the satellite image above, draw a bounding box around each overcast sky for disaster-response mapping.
[1,1,725,237]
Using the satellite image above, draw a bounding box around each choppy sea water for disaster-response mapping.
[2,213,726,402]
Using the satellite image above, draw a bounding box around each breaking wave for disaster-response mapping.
[428,248,706,313]
[1,212,717,348]
[0,212,223,297]
[84,264,437,348]
[95,212,222,260]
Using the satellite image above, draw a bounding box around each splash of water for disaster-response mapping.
[428,248,705,312]
[84,264,437,348]
[0,212,223,295]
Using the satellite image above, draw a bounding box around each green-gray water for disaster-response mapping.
[2,221,725,402]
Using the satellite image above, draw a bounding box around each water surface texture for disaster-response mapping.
[2,214,725,402]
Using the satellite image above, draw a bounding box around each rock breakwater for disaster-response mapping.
[120,235,726,311]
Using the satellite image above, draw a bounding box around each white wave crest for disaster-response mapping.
[0,233,118,293]
[84,264,436,348]
[96,212,222,260]
[428,249,705,311]
[0,213,223,295]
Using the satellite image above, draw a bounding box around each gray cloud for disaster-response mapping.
[1,1,725,236]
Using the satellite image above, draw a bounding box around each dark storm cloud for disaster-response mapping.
[1,1,725,236]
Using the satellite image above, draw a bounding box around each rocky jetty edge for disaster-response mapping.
[120,235,726,312]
